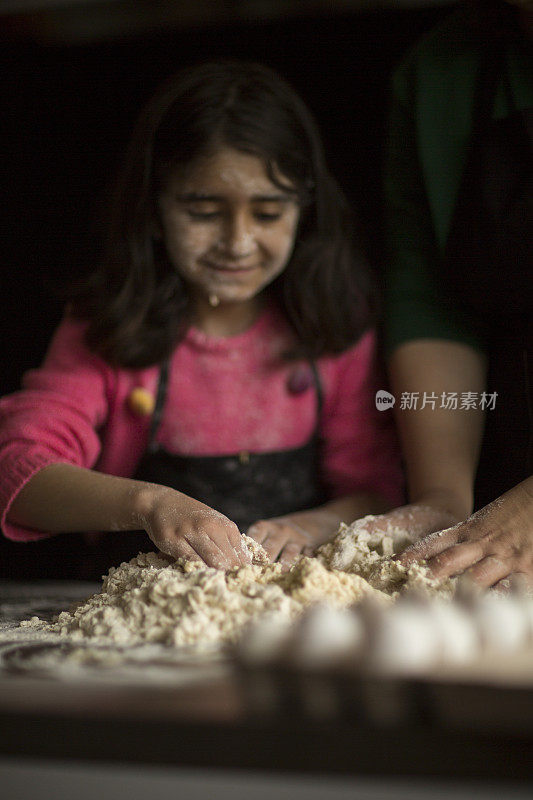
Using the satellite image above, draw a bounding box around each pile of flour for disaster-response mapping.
[21,518,452,649]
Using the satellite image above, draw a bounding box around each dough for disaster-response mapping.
[22,521,452,650]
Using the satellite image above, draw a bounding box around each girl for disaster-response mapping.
[0,61,403,579]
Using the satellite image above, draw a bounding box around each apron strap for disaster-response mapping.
[146,359,170,453]
[309,359,324,427]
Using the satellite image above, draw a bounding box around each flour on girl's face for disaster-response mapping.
[156,147,300,314]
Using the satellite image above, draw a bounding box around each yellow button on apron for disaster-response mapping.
[128,387,155,416]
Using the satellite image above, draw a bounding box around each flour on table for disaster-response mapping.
[21,522,452,649]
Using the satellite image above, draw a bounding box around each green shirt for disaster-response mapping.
[383,8,533,353]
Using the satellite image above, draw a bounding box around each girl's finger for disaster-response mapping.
[163,537,202,563]
[199,512,245,566]
[279,542,303,571]
[398,525,462,566]
[260,528,286,562]
[246,522,268,544]
[427,540,485,580]
[464,555,509,589]
[186,529,232,570]
[223,524,252,566]
[492,578,512,594]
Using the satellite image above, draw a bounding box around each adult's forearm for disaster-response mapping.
[389,339,487,520]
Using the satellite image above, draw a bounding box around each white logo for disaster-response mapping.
[375,390,395,410]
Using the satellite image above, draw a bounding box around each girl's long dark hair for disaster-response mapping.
[71,61,375,367]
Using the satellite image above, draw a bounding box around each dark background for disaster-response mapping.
[2,0,457,396]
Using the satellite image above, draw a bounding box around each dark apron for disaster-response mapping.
[444,42,533,509]
[134,358,327,532]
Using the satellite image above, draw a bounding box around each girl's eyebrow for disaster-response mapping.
[175,192,295,202]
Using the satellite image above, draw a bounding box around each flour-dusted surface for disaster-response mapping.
[19,522,452,651]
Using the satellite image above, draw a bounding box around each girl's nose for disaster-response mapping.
[219,211,255,257]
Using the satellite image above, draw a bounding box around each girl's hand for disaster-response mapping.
[137,486,251,570]
[397,478,533,587]
[247,509,341,569]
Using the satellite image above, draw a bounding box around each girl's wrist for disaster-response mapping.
[130,482,172,528]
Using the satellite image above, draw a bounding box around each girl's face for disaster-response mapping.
[157,147,300,309]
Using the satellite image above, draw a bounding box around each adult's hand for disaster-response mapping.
[339,502,460,553]
[397,477,533,586]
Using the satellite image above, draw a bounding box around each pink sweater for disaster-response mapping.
[0,305,404,541]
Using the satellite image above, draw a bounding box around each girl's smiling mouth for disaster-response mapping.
[203,261,260,274]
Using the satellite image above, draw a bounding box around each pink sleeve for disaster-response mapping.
[319,329,405,507]
[0,316,114,541]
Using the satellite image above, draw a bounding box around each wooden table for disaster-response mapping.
[1,580,533,785]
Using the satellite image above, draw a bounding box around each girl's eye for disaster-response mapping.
[254,212,282,222]
[182,205,286,222]
[186,210,220,221]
